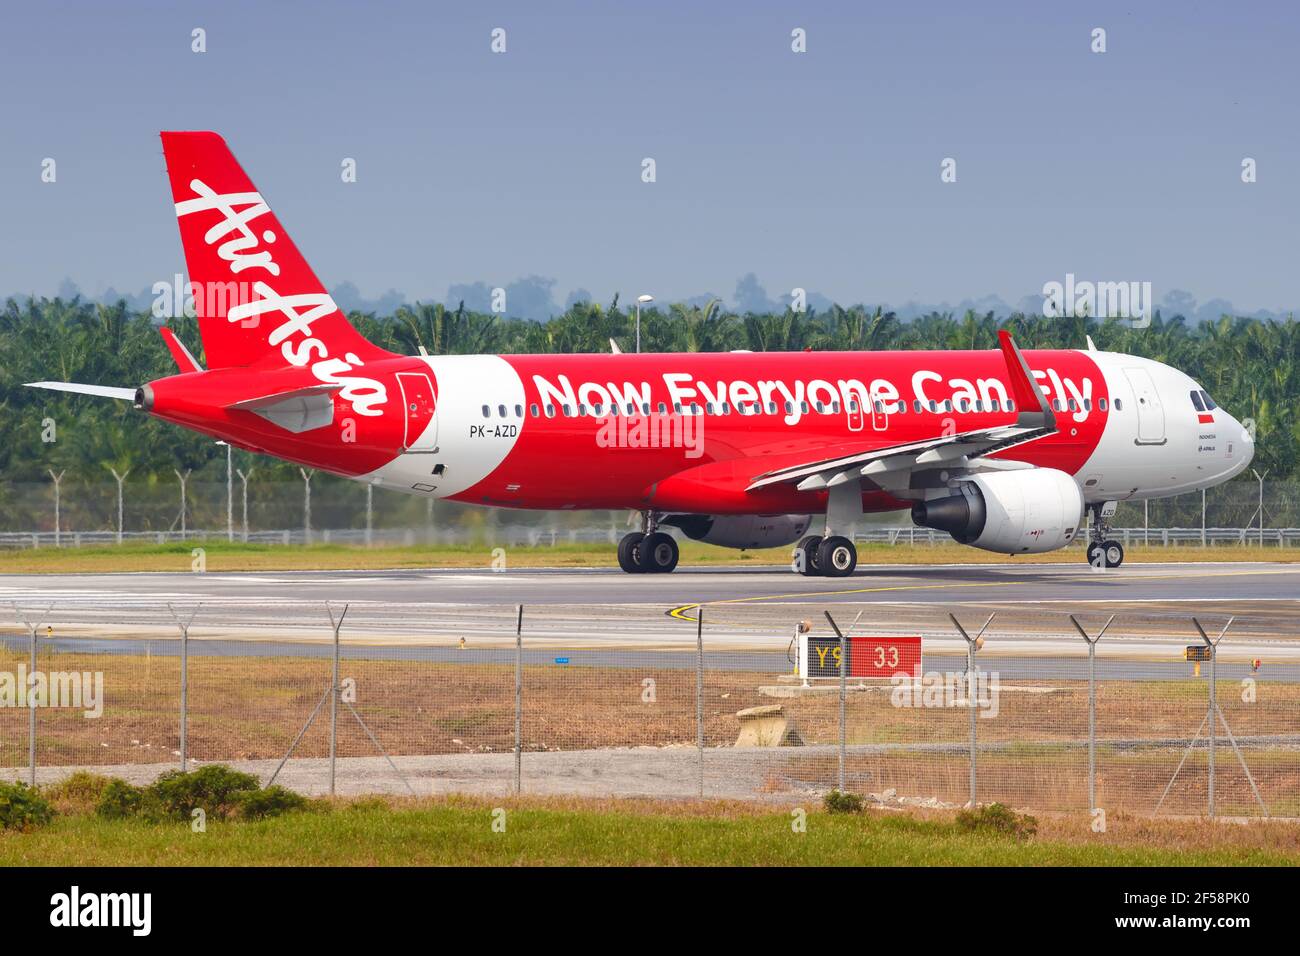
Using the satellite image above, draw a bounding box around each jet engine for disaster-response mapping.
[911,468,1083,554]
[662,514,812,550]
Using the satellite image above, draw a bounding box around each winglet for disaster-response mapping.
[997,329,1055,430]
[159,326,203,373]
[1085,334,1097,352]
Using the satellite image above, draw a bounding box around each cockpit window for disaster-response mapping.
[1189,390,1205,412]
[1200,390,1217,411]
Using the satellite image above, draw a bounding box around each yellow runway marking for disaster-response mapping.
[666,564,1300,621]
[667,579,1027,621]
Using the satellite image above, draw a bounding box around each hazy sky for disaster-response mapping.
[1,0,1296,314]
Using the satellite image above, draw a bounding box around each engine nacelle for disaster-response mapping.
[663,514,812,550]
[911,468,1084,554]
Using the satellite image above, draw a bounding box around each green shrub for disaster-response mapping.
[43,772,116,815]
[0,781,55,831]
[238,785,309,821]
[955,803,1038,840]
[149,764,260,821]
[823,789,864,814]
[95,779,149,820]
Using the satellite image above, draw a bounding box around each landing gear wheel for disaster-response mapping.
[1087,539,1124,568]
[794,535,823,576]
[637,532,679,573]
[818,535,857,577]
[618,532,646,573]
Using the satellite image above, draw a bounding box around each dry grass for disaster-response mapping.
[2,646,1296,817]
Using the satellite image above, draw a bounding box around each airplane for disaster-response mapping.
[27,132,1255,576]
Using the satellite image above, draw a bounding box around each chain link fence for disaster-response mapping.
[1,602,1296,818]
[1,477,1299,548]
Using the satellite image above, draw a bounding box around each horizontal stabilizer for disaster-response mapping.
[226,383,341,433]
[26,381,137,401]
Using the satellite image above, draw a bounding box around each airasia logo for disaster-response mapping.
[174,180,387,416]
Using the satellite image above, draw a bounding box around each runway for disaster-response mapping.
[2,559,1299,606]
[0,561,1298,664]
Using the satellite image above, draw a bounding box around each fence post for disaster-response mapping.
[29,622,37,786]
[1192,617,1233,820]
[696,607,704,798]
[11,604,52,788]
[167,603,201,772]
[325,602,349,797]
[949,613,995,807]
[514,604,522,795]
[1070,614,1114,813]
[822,611,849,792]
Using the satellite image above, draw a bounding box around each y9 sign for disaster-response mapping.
[849,636,922,679]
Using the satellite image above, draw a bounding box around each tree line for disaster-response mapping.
[1,295,1294,511]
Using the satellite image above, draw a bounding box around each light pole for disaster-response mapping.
[635,294,653,353]
[217,441,233,541]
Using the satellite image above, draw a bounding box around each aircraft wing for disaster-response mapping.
[746,330,1057,493]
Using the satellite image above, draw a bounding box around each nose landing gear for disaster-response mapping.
[1085,502,1124,569]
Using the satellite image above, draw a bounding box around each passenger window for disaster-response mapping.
[546,404,555,417]
[720,402,730,415]
[1114,398,1123,411]
[593,403,603,416]
[943,400,952,413]
[705,403,715,415]
[1068,399,1078,412]
[874,400,884,413]
[498,405,507,418]
[1052,399,1061,412]
[673,402,682,413]
[1098,398,1107,412]
[529,403,538,417]
[515,404,523,417]
[785,401,793,414]
[481,405,490,418]
[914,400,922,413]
[990,400,1000,411]
[1083,399,1091,411]
[562,403,572,416]
[849,401,858,413]
[1007,400,1016,412]
[814,401,825,413]
[831,401,840,414]
[801,401,809,413]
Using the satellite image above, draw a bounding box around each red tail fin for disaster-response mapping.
[160,131,388,369]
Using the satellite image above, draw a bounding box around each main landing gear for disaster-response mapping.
[1085,502,1124,569]
[791,481,862,578]
[793,534,858,578]
[618,512,680,573]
